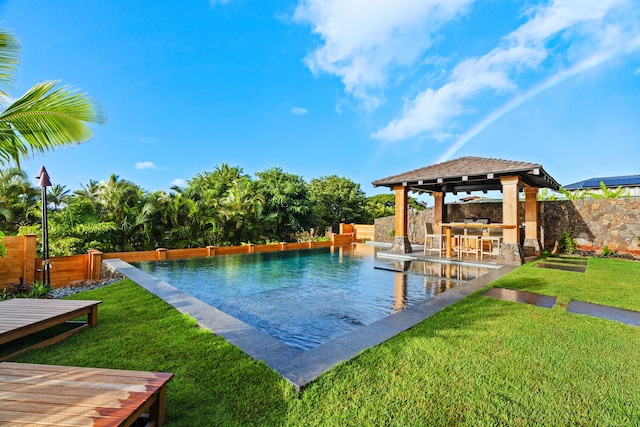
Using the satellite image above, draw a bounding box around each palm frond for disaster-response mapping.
[0,30,19,97]
[0,80,106,165]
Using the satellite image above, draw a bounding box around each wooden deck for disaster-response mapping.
[0,299,101,362]
[0,362,174,426]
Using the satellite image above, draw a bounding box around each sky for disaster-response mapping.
[1,0,639,200]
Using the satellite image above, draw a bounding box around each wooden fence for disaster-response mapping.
[0,234,353,290]
[339,223,375,242]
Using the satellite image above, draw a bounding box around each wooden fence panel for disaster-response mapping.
[102,251,157,262]
[214,246,249,255]
[253,244,281,253]
[44,255,89,288]
[353,224,375,241]
[332,234,354,246]
[286,243,309,250]
[0,236,26,287]
[166,248,207,259]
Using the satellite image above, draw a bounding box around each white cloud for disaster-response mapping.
[290,106,308,115]
[170,178,186,187]
[294,0,474,110]
[373,0,637,141]
[135,161,157,170]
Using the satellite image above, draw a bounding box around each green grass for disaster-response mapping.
[7,257,640,426]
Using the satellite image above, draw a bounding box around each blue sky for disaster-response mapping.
[1,0,639,198]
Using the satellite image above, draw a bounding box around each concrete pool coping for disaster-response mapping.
[104,256,515,390]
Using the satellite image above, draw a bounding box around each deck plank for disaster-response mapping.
[0,299,101,359]
[0,362,173,427]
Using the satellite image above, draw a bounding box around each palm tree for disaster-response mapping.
[0,166,38,229]
[0,29,105,166]
[48,183,70,210]
[218,180,277,244]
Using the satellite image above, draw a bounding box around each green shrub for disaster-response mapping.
[601,245,615,257]
[557,230,577,254]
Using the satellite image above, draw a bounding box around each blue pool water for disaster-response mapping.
[133,245,489,350]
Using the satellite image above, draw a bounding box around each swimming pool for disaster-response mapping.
[132,245,490,350]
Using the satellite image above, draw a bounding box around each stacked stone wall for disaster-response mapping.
[541,198,640,253]
[374,198,640,254]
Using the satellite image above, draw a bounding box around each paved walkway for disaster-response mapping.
[484,287,640,327]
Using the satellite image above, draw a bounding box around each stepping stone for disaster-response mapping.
[567,301,640,327]
[534,263,586,273]
[545,257,588,265]
[483,287,556,308]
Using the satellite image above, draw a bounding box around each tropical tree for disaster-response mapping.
[89,174,153,251]
[0,166,38,232]
[184,164,249,202]
[364,193,425,222]
[48,183,70,210]
[308,175,368,234]
[218,179,277,245]
[253,167,313,241]
[74,179,100,202]
[44,196,117,255]
[0,29,105,166]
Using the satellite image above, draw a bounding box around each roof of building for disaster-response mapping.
[564,175,640,190]
[372,156,560,194]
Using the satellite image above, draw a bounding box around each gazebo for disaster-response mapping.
[372,156,561,265]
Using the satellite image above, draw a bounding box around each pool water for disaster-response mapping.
[133,245,489,350]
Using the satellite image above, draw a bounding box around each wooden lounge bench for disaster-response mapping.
[0,362,174,426]
[0,299,101,362]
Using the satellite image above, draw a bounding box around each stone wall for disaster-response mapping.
[374,198,640,254]
[541,198,640,253]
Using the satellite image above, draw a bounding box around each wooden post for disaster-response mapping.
[391,185,412,253]
[523,186,541,256]
[524,187,539,241]
[156,248,168,260]
[279,242,287,251]
[89,250,103,280]
[432,191,444,233]
[500,176,521,244]
[247,243,255,253]
[23,234,37,284]
[394,185,408,238]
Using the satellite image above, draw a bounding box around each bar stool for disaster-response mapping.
[423,222,446,257]
[480,228,503,260]
[458,234,481,260]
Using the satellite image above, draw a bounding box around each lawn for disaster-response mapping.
[7,257,640,426]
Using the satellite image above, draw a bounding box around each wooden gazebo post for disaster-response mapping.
[432,191,444,233]
[523,186,541,257]
[499,176,524,264]
[391,185,412,253]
